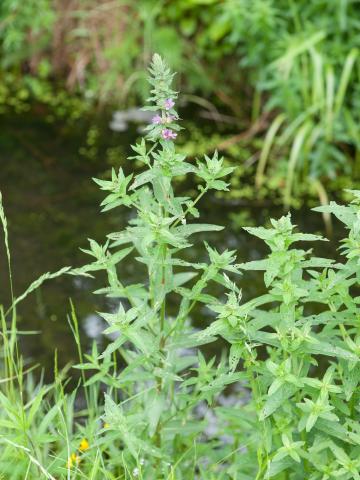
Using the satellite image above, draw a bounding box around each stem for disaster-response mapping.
[244,350,268,478]
[165,299,197,341]
[154,240,168,469]
[349,393,356,419]
[172,187,208,228]
[69,300,90,409]
[160,264,166,335]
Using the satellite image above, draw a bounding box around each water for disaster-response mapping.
[0,111,344,377]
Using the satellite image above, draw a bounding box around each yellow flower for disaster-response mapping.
[79,438,90,452]
[103,422,110,429]
[66,452,80,468]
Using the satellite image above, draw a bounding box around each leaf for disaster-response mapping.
[147,392,166,437]
[315,419,354,444]
[266,458,293,478]
[250,331,280,348]
[303,257,336,269]
[284,121,312,205]
[237,259,270,271]
[201,372,242,394]
[256,113,286,187]
[126,327,155,355]
[243,226,276,241]
[38,401,63,435]
[110,246,134,264]
[99,336,127,359]
[274,31,326,67]
[172,223,223,236]
[305,340,358,361]
[27,387,47,426]
[291,233,327,243]
[313,202,356,227]
[105,401,164,458]
[172,272,197,289]
[195,319,227,340]
[260,384,297,420]
[334,48,358,115]
[169,332,218,349]
[229,344,243,372]
[341,360,360,401]
[104,394,126,429]
[130,170,156,190]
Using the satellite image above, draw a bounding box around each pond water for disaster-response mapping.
[0,110,345,379]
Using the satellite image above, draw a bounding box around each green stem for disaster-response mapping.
[172,187,208,228]
[165,299,197,341]
[154,242,168,467]
[244,352,268,478]
[349,393,356,419]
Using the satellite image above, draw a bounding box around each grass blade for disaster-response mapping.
[334,48,358,115]
[256,113,286,188]
[284,121,311,206]
[0,191,14,302]
[6,267,71,316]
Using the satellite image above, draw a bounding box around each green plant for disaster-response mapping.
[0,192,82,479]
[256,43,358,205]
[0,192,134,478]
[202,191,360,478]
[73,54,240,478]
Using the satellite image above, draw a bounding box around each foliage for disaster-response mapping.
[1,0,360,201]
[207,192,360,478]
[1,55,360,479]
[73,53,240,478]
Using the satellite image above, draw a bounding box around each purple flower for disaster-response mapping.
[161,128,177,140]
[164,98,175,110]
[151,114,162,124]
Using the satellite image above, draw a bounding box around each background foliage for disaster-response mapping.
[1,0,360,204]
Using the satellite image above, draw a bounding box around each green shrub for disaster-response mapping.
[211,195,360,478]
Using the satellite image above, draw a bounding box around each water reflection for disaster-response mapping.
[83,313,105,340]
